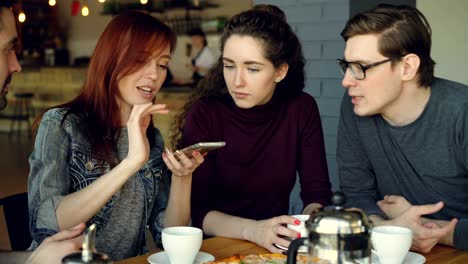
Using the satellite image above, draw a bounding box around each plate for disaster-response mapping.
[147,251,215,264]
[273,243,308,253]
[357,251,425,264]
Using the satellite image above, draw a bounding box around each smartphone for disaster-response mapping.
[178,141,226,158]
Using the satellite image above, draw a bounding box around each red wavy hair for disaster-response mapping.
[36,11,176,163]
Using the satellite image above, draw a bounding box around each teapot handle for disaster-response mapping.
[286,237,308,264]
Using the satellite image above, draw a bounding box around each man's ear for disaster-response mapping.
[274,63,289,83]
[400,53,420,82]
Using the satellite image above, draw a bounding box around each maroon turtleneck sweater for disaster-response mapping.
[181,92,332,229]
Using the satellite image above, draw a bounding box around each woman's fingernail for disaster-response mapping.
[193,151,199,157]
[175,150,183,156]
[165,147,172,155]
[297,233,301,238]
[295,220,301,225]
[162,152,167,158]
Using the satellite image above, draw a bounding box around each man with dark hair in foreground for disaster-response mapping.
[0,1,85,263]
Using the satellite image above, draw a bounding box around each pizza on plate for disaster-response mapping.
[203,253,319,264]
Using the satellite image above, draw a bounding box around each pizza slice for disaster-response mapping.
[259,253,286,263]
[203,254,242,264]
[203,253,312,264]
[240,254,265,263]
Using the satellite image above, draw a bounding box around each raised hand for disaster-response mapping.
[126,103,169,167]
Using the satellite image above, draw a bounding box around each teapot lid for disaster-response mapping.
[62,224,112,264]
[306,192,371,235]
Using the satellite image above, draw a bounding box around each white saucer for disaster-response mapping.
[273,243,308,253]
[147,251,215,264]
[357,251,425,264]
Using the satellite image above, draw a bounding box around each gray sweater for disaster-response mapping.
[96,128,144,260]
[337,78,468,250]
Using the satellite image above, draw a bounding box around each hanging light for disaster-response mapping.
[18,11,26,23]
[48,0,56,6]
[82,4,90,16]
[140,0,148,4]
[98,0,106,3]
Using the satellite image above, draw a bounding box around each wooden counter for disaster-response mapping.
[117,236,468,264]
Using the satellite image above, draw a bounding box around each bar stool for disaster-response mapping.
[9,92,35,136]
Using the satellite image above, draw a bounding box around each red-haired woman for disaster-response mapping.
[27,11,203,260]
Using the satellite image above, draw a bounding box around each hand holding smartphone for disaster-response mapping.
[178,141,226,158]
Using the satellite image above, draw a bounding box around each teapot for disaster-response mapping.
[62,224,113,264]
[287,192,371,264]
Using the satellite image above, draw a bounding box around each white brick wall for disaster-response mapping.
[254,0,349,212]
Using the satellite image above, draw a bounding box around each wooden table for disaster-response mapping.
[117,237,468,264]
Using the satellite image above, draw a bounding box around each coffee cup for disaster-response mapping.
[287,214,310,238]
[162,226,203,264]
[371,226,412,264]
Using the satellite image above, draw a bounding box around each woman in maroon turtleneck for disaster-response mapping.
[170,4,332,253]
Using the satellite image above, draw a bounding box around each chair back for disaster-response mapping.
[0,192,32,250]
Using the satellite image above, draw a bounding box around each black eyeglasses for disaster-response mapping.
[337,58,393,80]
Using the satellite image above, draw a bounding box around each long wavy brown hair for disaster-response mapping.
[34,11,176,165]
[170,4,306,148]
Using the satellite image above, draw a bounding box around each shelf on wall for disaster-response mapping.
[100,0,218,15]
[99,0,224,34]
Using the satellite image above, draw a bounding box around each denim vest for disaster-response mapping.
[28,108,170,255]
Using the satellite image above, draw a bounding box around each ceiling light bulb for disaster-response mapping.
[140,0,148,5]
[82,5,89,16]
[99,0,105,3]
[18,12,26,23]
[48,0,56,6]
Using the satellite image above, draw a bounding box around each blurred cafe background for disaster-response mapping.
[1,0,251,140]
[1,0,467,251]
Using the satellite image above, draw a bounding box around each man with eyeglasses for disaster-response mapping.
[336,4,468,253]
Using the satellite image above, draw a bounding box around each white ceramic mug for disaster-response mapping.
[162,226,203,264]
[287,214,310,238]
[371,226,412,264]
